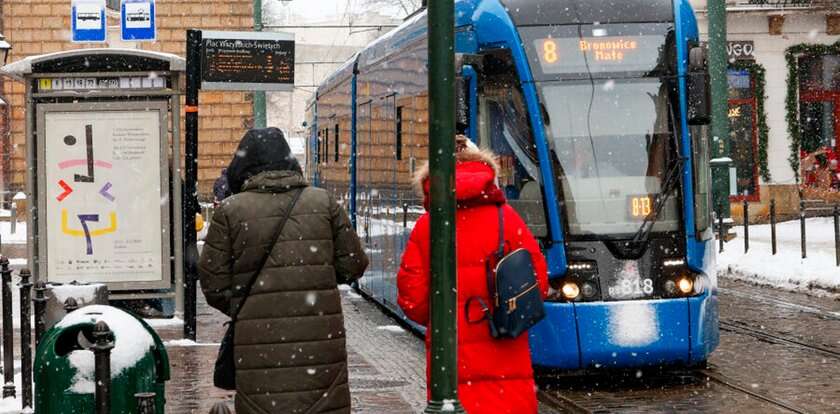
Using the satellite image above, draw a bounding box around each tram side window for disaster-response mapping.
[693,125,712,238]
[334,124,340,162]
[324,128,330,165]
[316,131,322,165]
[395,106,403,161]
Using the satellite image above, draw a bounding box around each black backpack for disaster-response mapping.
[466,207,545,339]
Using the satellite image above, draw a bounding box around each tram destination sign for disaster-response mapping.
[200,31,294,92]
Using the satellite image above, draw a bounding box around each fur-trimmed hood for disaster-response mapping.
[413,148,505,209]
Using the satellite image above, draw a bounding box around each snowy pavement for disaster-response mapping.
[718,217,839,294]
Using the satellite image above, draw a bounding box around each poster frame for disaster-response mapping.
[35,101,172,291]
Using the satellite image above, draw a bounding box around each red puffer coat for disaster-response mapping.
[397,149,549,414]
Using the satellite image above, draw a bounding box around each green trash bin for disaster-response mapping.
[34,305,170,413]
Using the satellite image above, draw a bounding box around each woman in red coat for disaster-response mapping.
[397,137,549,414]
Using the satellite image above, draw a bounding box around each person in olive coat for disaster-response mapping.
[199,127,368,414]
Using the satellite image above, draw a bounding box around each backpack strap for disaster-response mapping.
[496,206,505,260]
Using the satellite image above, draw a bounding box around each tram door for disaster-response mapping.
[477,64,548,237]
[356,100,373,295]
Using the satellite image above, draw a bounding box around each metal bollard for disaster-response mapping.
[32,280,48,347]
[800,199,807,259]
[19,269,33,409]
[135,392,157,414]
[92,321,114,414]
[743,199,749,253]
[717,206,724,253]
[9,202,16,235]
[834,205,839,267]
[403,203,409,228]
[209,402,233,414]
[1,257,15,398]
[64,297,79,314]
[770,199,777,255]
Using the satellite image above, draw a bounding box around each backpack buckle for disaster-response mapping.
[507,297,517,313]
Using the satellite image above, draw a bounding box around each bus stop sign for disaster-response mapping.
[121,0,156,42]
[71,0,106,43]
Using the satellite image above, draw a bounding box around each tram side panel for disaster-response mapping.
[352,34,430,318]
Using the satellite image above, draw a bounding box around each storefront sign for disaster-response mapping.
[200,31,295,91]
[727,41,755,61]
[731,0,812,10]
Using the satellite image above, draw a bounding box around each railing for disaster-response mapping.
[718,200,840,267]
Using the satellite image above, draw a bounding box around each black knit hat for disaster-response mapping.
[226,128,302,194]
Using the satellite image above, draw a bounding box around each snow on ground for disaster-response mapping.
[0,222,26,244]
[143,316,184,327]
[163,339,220,347]
[0,373,32,413]
[376,325,406,333]
[718,217,839,294]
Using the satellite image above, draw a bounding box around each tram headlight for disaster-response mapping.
[561,282,581,300]
[581,282,597,298]
[677,276,694,294]
[664,279,677,295]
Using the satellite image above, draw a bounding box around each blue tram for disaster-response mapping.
[307,0,719,370]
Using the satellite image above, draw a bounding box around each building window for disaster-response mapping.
[727,69,759,200]
[797,53,840,188]
[395,107,403,161]
[334,124,340,162]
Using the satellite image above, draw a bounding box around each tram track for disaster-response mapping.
[719,319,840,360]
[695,368,809,414]
[718,287,840,321]
[538,390,593,414]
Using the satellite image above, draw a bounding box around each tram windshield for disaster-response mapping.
[518,22,680,238]
[540,78,680,237]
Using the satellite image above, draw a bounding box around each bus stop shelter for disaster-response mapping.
[1,48,187,312]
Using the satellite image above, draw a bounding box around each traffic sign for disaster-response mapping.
[121,0,156,42]
[71,0,106,43]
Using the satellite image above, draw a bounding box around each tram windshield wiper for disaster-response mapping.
[630,156,684,245]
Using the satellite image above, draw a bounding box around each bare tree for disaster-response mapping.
[361,0,422,16]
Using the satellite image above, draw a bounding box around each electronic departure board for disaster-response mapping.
[200,30,295,91]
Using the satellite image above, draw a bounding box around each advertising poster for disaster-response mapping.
[39,105,169,287]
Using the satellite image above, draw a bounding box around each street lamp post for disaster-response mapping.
[0,34,12,65]
[425,0,464,413]
[708,0,732,222]
[253,0,267,128]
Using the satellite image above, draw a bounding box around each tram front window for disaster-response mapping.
[540,78,680,238]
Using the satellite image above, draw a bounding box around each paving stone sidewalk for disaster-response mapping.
[156,287,426,413]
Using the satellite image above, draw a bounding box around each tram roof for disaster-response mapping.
[500,0,674,26]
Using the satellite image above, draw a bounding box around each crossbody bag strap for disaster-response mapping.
[231,187,305,322]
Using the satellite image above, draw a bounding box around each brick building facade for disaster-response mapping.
[0,0,255,198]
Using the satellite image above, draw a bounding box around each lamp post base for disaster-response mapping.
[425,400,466,414]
